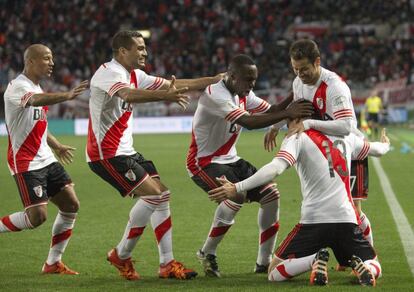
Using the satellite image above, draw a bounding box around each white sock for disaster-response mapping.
[268,254,316,281]
[359,212,374,246]
[0,212,33,232]
[151,191,173,265]
[202,200,242,255]
[116,197,158,259]
[46,211,76,265]
[257,187,280,266]
[365,259,382,278]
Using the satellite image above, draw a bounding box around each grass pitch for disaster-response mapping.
[0,128,413,291]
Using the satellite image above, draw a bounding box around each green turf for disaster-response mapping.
[0,129,413,291]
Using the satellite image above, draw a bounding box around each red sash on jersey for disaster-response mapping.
[312,81,327,118]
[305,129,360,224]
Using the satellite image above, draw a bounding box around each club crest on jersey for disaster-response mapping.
[33,186,43,198]
[125,169,136,181]
[316,97,324,110]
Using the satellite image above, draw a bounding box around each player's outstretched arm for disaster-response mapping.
[47,132,76,165]
[208,158,289,203]
[169,72,225,91]
[28,80,89,106]
[117,76,190,108]
[237,99,313,130]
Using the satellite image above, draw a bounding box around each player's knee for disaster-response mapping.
[133,181,162,197]
[258,183,280,206]
[26,207,48,227]
[67,197,80,213]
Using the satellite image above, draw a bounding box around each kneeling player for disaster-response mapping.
[209,119,390,286]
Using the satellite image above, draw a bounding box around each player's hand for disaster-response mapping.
[214,72,226,82]
[285,99,314,119]
[380,128,390,144]
[67,80,89,100]
[286,119,305,138]
[54,144,76,165]
[166,75,190,109]
[208,176,237,203]
[264,127,279,152]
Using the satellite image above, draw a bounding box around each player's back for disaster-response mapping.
[285,130,358,224]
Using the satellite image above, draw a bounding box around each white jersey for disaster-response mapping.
[87,59,165,161]
[4,74,57,175]
[275,130,370,224]
[186,80,270,176]
[292,67,356,122]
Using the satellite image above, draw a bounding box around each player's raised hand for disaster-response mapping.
[67,80,89,100]
[208,176,237,203]
[264,127,279,152]
[380,128,390,144]
[54,144,76,165]
[166,75,190,109]
[285,99,314,119]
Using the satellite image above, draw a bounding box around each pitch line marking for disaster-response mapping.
[372,157,414,276]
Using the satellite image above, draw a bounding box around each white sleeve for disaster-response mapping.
[6,81,35,108]
[368,142,390,157]
[204,87,249,122]
[132,69,165,90]
[235,158,289,192]
[350,133,389,159]
[246,91,271,114]
[302,118,354,136]
[350,133,370,160]
[95,69,130,97]
[328,81,354,120]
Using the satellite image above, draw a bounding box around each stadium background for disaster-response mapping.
[1,1,414,291]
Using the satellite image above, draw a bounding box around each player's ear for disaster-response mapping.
[314,57,321,67]
[119,47,127,56]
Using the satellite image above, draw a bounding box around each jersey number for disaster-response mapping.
[321,140,349,178]
[350,175,356,191]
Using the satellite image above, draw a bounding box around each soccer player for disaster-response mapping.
[1,44,88,274]
[186,54,314,277]
[264,39,376,253]
[87,30,224,280]
[209,119,390,286]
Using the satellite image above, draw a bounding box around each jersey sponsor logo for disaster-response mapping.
[33,108,47,121]
[33,185,43,198]
[229,122,241,133]
[125,169,136,181]
[121,101,133,112]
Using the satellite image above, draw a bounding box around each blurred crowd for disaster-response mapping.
[1,0,413,118]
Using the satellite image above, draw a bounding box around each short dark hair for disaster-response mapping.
[112,30,143,53]
[289,39,320,63]
[229,54,255,72]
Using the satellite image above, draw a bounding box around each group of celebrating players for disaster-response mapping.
[1,30,390,287]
